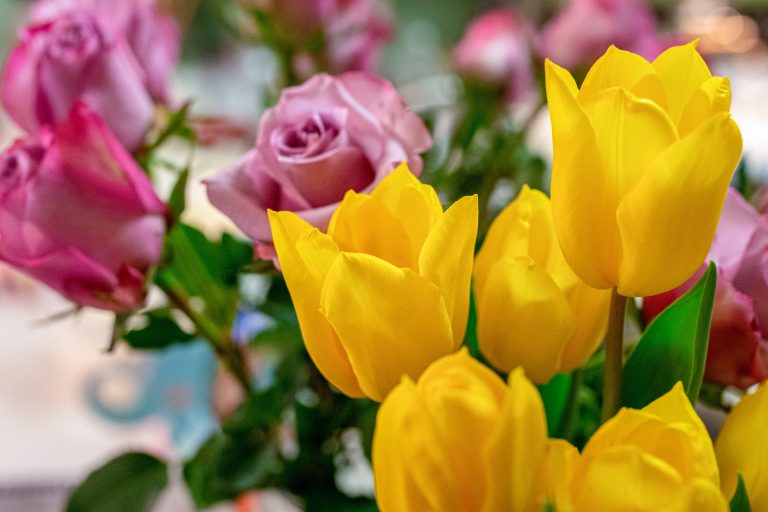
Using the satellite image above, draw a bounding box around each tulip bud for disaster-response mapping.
[555,383,728,511]
[715,381,768,510]
[473,185,609,383]
[546,42,742,297]
[269,164,477,401]
[372,350,551,511]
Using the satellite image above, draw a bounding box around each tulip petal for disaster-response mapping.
[678,76,732,137]
[419,195,478,347]
[559,282,610,372]
[482,368,548,512]
[268,210,364,397]
[616,113,742,296]
[373,378,458,512]
[716,382,768,510]
[476,256,575,382]
[578,45,667,109]
[653,41,712,125]
[327,191,415,269]
[540,439,579,512]
[546,59,618,288]
[320,252,454,401]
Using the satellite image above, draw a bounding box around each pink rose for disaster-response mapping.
[453,8,535,101]
[538,0,674,69]
[2,9,155,151]
[0,103,167,311]
[644,189,768,389]
[29,0,180,103]
[205,72,431,258]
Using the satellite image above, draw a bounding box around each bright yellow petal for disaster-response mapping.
[419,195,478,348]
[417,350,506,509]
[373,378,458,512]
[578,45,667,109]
[716,381,768,510]
[616,113,742,296]
[476,256,575,383]
[371,162,422,206]
[482,368,548,512]
[559,282,610,372]
[653,41,713,125]
[678,76,732,137]
[327,190,415,270]
[572,446,685,512]
[539,439,580,512]
[546,59,618,289]
[662,479,729,512]
[320,252,454,401]
[268,210,363,397]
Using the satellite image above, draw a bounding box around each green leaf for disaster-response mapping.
[730,473,752,512]
[537,373,571,437]
[123,311,195,350]
[168,167,189,221]
[623,262,717,409]
[464,289,480,359]
[66,452,168,512]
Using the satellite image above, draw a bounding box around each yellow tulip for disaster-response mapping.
[715,381,768,509]
[372,349,551,512]
[554,382,727,511]
[269,164,478,401]
[546,42,742,297]
[473,185,610,382]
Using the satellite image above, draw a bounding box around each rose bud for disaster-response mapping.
[644,188,768,389]
[0,103,166,312]
[2,9,155,151]
[453,8,535,102]
[205,72,431,260]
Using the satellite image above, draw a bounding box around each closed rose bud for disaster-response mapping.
[555,383,728,511]
[0,103,166,311]
[473,185,609,383]
[206,72,431,259]
[323,0,393,74]
[715,380,768,510]
[373,350,552,511]
[644,189,768,389]
[546,43,742,297]
[268,165,477,401]
[453,8,535,101]
[2,10,155,151]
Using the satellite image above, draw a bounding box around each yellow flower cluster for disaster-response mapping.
[269,42,765,511]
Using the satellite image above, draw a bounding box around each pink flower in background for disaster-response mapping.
[0,103,167,312]
[29,0,181,103]
[205,72,431,260]
[644,189,768,389]
[538,0,675,69]
[2,10,154,151]
[453,8,535,101]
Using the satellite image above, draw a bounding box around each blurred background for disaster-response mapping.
[1,0,768,510]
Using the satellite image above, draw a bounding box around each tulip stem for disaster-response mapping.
[601,288,627,423]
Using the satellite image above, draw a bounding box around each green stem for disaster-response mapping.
[556,369,583,440]
[159,281,255,398]
[601,288,628,423]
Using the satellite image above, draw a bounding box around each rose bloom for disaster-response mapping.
[29,0,181,103]
[644,188,768,389]
[205,72,431,260]
[0,103,166,312]
[453,8,535,101]
[538,0,674,70]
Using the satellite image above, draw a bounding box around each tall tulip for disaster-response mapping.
[372,349,552,512]
[554,383,728,511]
[473,185,609,382]
[546,42,742,297]
[269,164,477,401]
[715,381,768,509]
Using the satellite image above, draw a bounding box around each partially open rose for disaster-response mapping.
[205,72,431,259]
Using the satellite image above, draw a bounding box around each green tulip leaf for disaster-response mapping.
[537,373,571,437]
[730,473,752,512]
[66,452,168,512]
[622,262,717,409]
